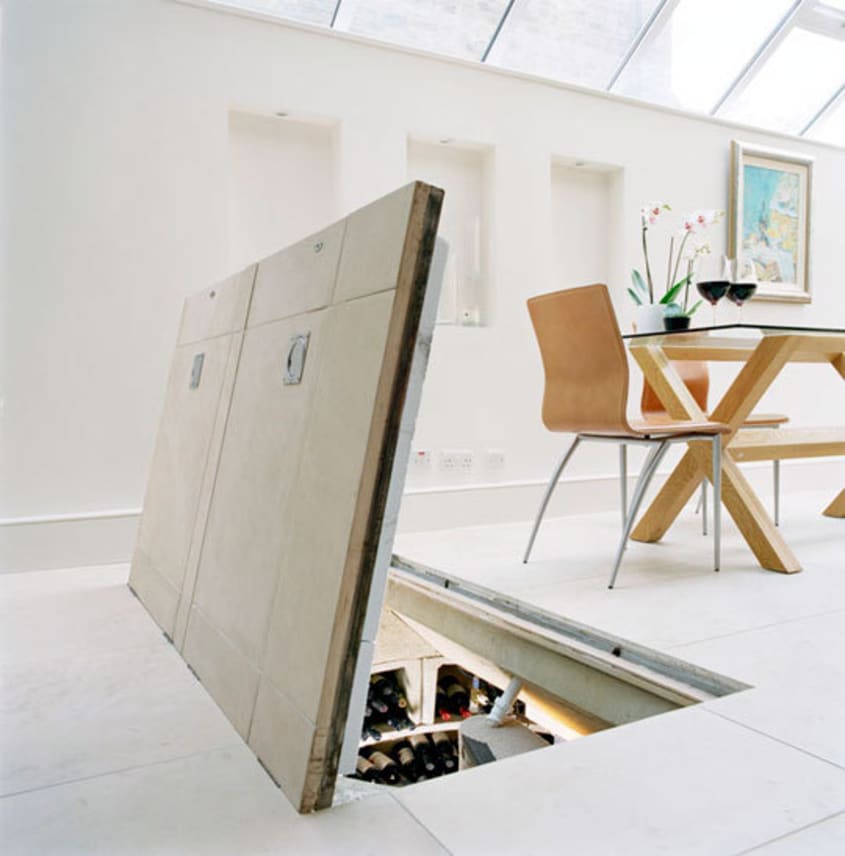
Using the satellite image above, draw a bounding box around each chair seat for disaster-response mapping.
[584,418,731,440]
[644,407,788,429]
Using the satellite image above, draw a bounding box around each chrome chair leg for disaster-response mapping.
[701,481,708,536]
[774,459,780,527]
[523,436,581,563]
[712,434,721,572]
[619,444,628,528]
[608,441,670,589]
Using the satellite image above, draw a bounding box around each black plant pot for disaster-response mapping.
[663,315,691,331]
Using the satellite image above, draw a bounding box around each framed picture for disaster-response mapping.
[729,140,813,303]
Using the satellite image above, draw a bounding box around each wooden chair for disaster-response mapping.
[640,364,788,528]
[523,284,731,589]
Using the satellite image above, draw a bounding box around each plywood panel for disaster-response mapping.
[187,310,329,664]
[248,221,345,327]
[129,268,255,636]
[130,182,443,813]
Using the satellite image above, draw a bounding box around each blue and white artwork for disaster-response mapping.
[742,163,800,285]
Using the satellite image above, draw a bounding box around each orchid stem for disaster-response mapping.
[642,226,654,303]
[666,236,675,296]
[670,231,691,293]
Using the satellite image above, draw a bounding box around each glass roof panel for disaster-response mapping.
[332,0,511,61]
[209,0,336,27]
[805,91,845,145]
[485,0,662,90]
[612,0,795,113]
[719,28,845,133]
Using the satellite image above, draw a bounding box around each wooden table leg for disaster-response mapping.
[823,489,845,518]
[630,336,803,572]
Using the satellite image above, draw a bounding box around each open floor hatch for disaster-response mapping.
[343,554,749,794]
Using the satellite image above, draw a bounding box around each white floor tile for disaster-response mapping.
[0,564,162,667]
[741,810,845,855]
[674,611,845,767]
[0,643,239,796]
[0,746,448,856]
[395,706,845,856]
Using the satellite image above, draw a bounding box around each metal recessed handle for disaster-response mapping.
[284,333,310,385]
[189,353,204,389]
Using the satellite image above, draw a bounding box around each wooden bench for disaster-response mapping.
[727,427,845,462]
[728,428,845,520]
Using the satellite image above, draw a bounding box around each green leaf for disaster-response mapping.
[660,275,690,305]
[687,299,703,316]
[631,269,649,297]
[627,287,643,305]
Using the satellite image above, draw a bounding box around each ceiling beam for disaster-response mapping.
[801,83,845,135]
[606,0,681,91]
[481,0,518,63]
[710,0,811,116]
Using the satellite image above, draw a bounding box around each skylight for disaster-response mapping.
[202,0,845,146]
[611,0,796,114]
[484,0,662,90]
[719,28,845,135]
[333,0,511,62]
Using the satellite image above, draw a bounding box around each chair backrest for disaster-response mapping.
[527,284,631,434]
[641,361,709,419]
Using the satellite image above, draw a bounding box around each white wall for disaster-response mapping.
[2,0,844,567]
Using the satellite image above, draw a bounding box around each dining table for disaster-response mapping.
[623,323,845,573]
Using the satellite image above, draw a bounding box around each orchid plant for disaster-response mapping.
[629,203,724,318]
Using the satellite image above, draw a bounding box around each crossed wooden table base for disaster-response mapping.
[626,328,845,573]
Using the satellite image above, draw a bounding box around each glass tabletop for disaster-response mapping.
[623,322,845,341]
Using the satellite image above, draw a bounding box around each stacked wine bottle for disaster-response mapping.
[436,670,504,720]
[355,731,460,786]
[361,671,415,741]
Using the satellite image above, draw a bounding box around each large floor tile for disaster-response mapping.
[397,501,845,651]
[741,810,845,855]
[675,611,845,768]
[0,642,239,795]
[395,706,845,856]
[0,746,448,856]
[0,565,163,666]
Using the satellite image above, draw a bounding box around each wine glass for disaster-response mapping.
[695,256,731,326]
[728,257,758,322]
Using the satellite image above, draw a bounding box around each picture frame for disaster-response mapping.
[729,140,813,303]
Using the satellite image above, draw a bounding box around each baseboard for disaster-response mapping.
[397,458,844,533]
[0,511,141,573]
[0,457,839,569]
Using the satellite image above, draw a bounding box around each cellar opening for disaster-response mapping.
[343,555,748,793]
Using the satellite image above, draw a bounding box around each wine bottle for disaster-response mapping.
[361,724,381,742]
[435,690,452,721]
[439,675,471,718]
[356,754,379,782]
[390,739,419,782]
[371,672,409,709]
[409,733,441,777]
[367,687,390,716]
[366,750,401,785]
[431,730,459,773]
[386,713,415,732]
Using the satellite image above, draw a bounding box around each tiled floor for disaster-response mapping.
[2,488,844,854]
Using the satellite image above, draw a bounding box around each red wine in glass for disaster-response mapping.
[696,280,729,325]
[727,282,757,321]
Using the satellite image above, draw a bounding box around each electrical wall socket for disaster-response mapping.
[412,449,432,468]
[440,449,474,471]
[485,449,505,469]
